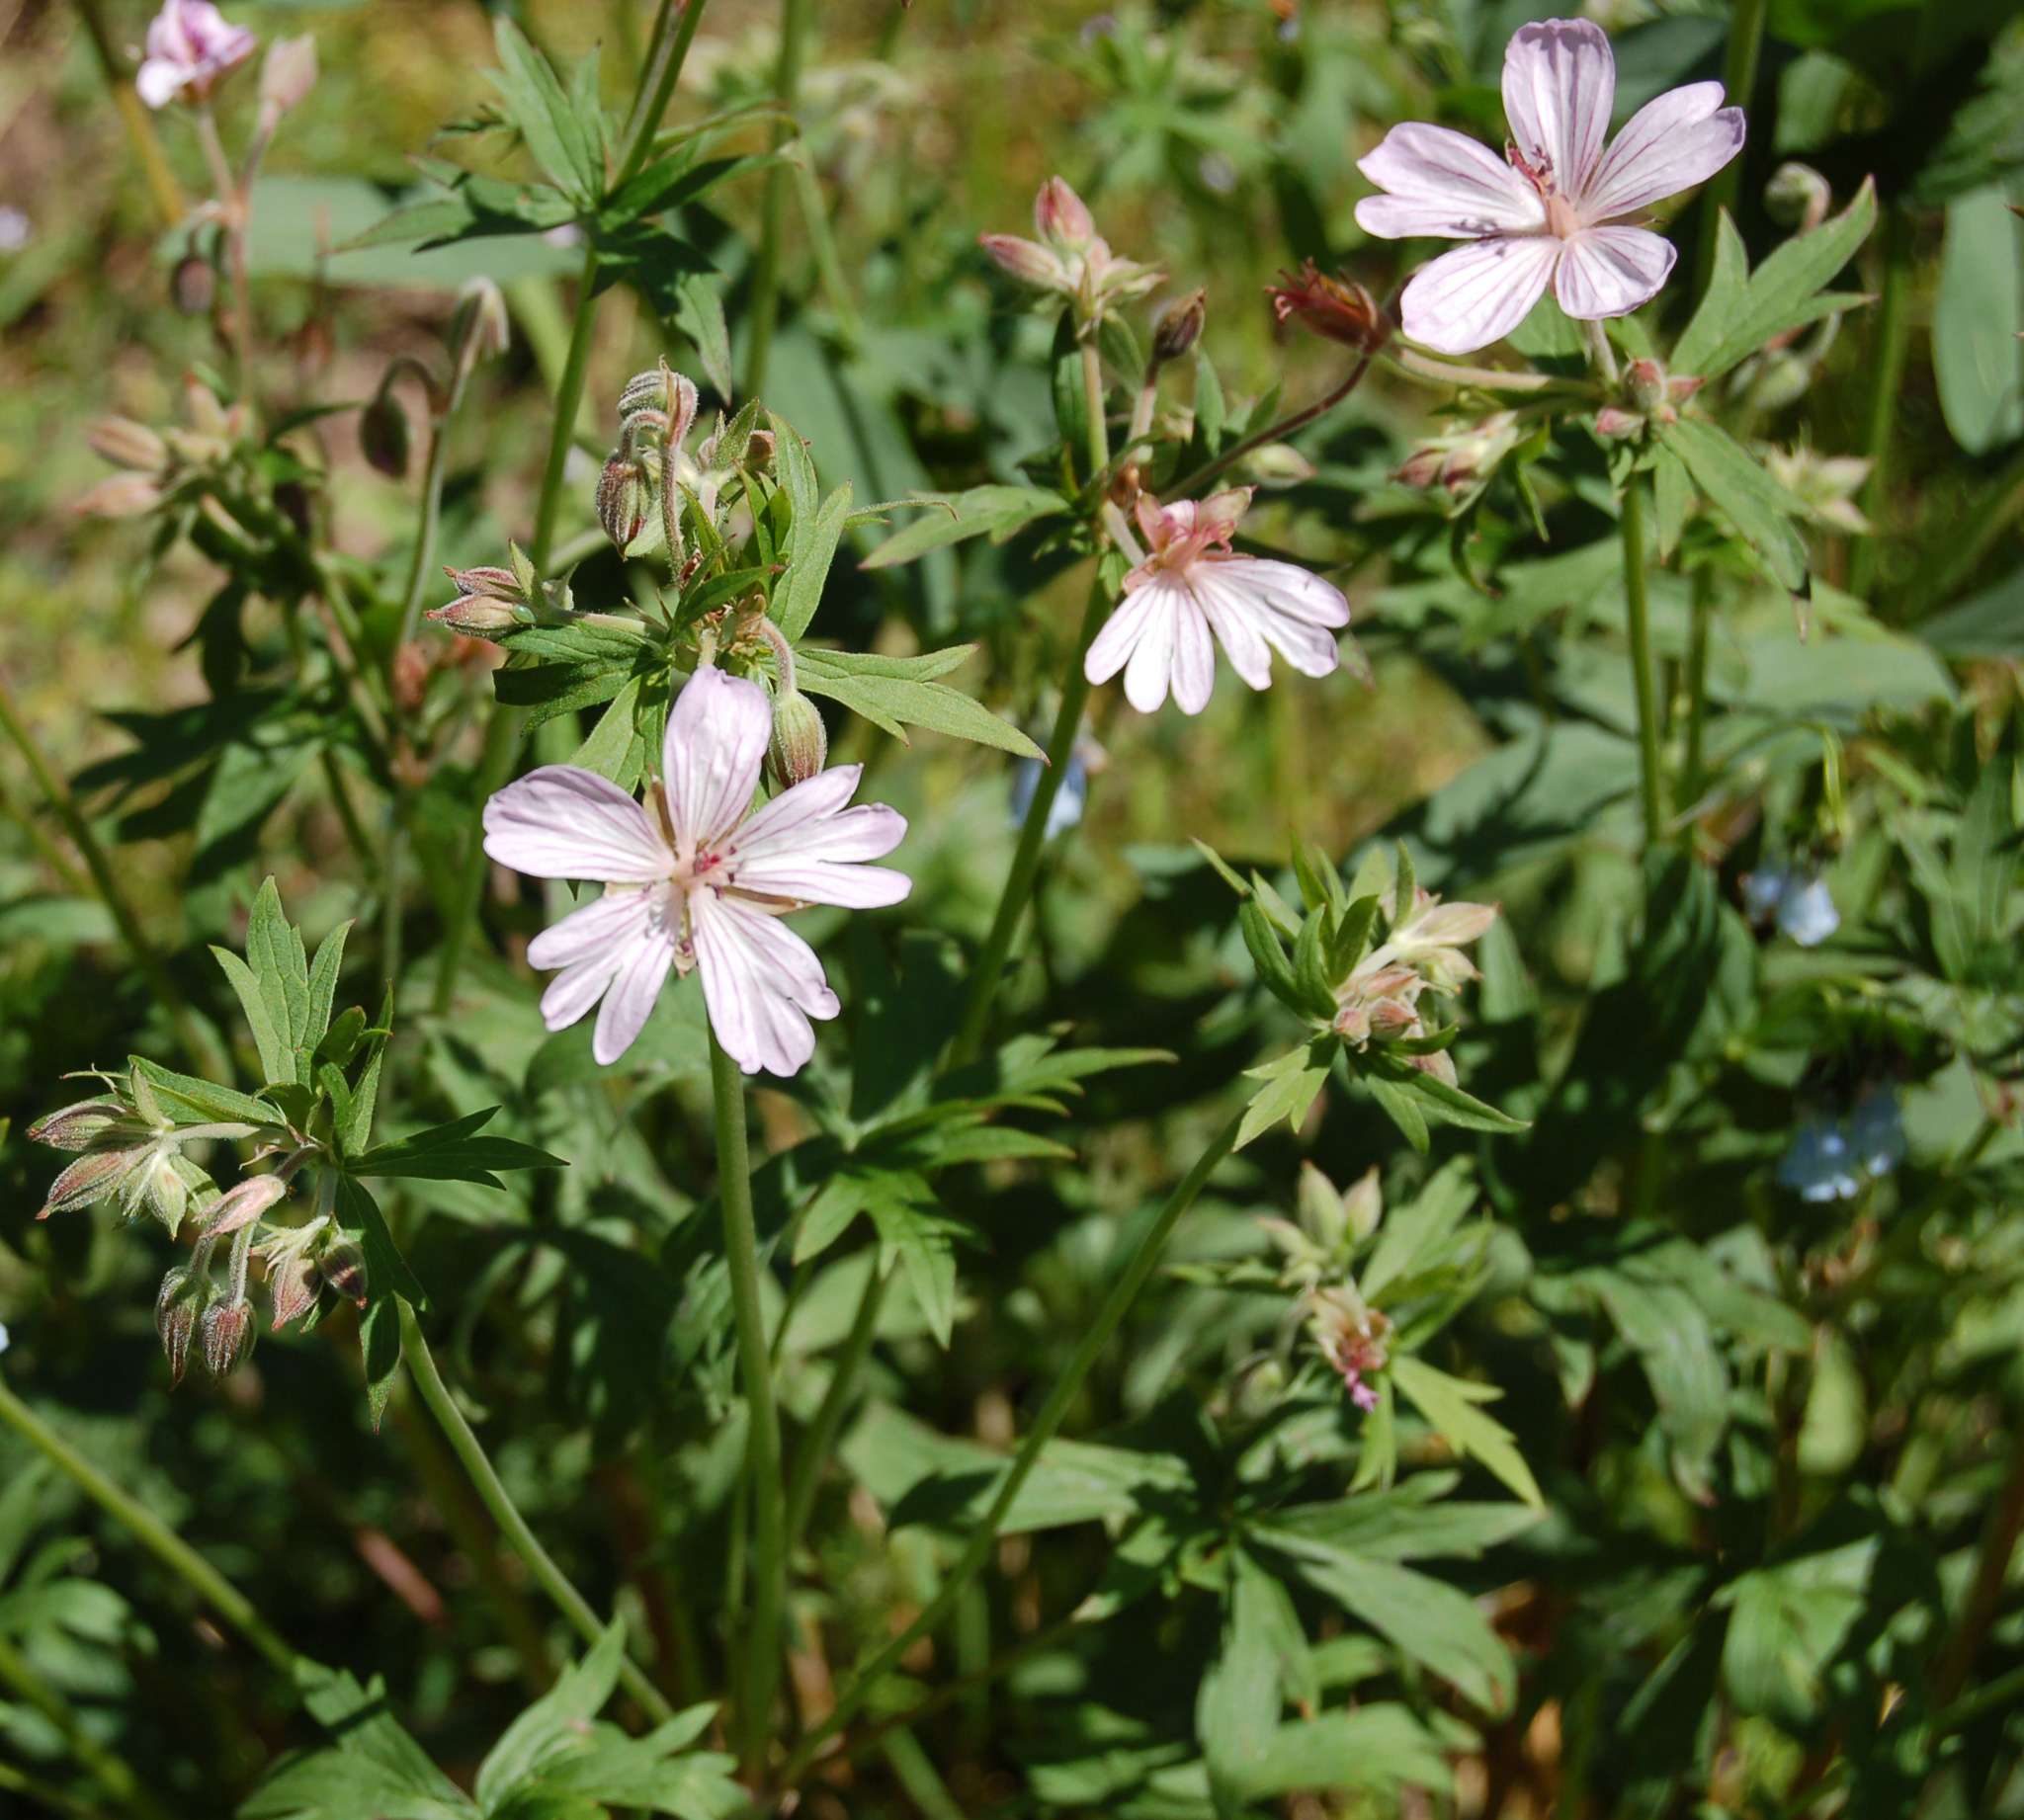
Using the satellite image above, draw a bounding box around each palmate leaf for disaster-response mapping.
[489,20,604,205]
[1388,1355,1544,1510]
[796,646,1042,758]
[1653,417,1810,591]
[242,1666,478,1820]
[347,1108,564,1190]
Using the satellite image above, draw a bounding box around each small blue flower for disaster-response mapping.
[1010,750,1089,841]
[1845,1086,1906,1177]
[1779,1086,1905,1200]
[1742,865,1839,948]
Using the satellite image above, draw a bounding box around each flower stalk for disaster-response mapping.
[709,1028,788,1778]
[743,0,814,400]
[1620,477,1665,844]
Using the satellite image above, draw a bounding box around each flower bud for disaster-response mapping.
[202,1298,256,1377]
[268,1255,320,1329]
[597,453,652,552]
[450,276,511,364]
[1593,405,1644,441]
[428,593,523,639]
[171,252,216,315]
[257,34,317,122]
[73,473,164,519]
[979,232,1068,290]
[767,688,829,787]
[29,1099,136,1152]
[41,1146,147,1218]
[1240,443,1315,488]
[359,376,411,479]
[1035,176,1096,249]
[1151,289,1206,365]
[1765,162,1832,234]
[319,1236,368,1306]
[1267,262,1390,352]
[445,564,521,604]
[89,417,168,473]
[200,1172,289,1238]
[1624,359,1667,415]
[157,1267,207,1385]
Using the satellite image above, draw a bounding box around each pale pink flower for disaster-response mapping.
[482,668,909,1075]
[1355,18,1744,354]
[1084,488,1355,716]
[135,0,258,109]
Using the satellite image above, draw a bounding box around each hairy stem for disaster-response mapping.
[0,1375,301,1676]
[396,1298,677,1722]
[710,1030,789,1779]
[744,0,814,399]
[616,0,711,190]
[1679,564,1714,815]
[194,106,256,408]
[1079,337,1110,480]
[777,1109,1242,1786]
[1620,478,1664,845]
[0,674,221,1077]
[947,573,1110,1066]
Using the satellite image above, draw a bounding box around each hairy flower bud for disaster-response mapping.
[979,232,1067,289]
[318,1236,368,1306]
[202,1298,256,1377]
[359,376,411,479]
[89,417,168,474]
[1151,289,1206,365]
[450,277,511,365]
[1624,359,1667,415]
[1267,262,1390,352]
[597,453,652,552]
[40,1147,148,1218]
[767,688,829,787]
[171,252,217,316]
[73,473,164,519]
[29,1098,137,1152]
[268,1255,320,1329]
[430,564,529,638]
[1034,175,1096,249]
[157,1267,207,1385]
[200,1172,289,1238]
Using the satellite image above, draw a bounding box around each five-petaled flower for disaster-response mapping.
[135,0,258,109]
[1085,488,1358,716]
[1355,17,1744,354]
[482,668,910,1076]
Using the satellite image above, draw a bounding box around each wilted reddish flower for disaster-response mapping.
[1267,262,1390,352]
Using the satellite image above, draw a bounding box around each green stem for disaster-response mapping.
[1931,1412,2024,1706]
[71,0,184,227]
[1168,349,1378,497]
[783,1258,887,1550]
[615,0,711,190]
[0,1632,176,1820]
[0,1375,301,1676]
[776,1109,1242,1788]
[396,1299,677,1723]
[1680,563,1714,814]
[1620,478,1664,845]
[947,575,1110,1066]
[0,674,221,1078]
[710,1030,788,1779]
[1692,0,1768,299]
[194,106,255,409]
[743,0,814,399]
[532,247,606,574]
[1079,337,1110,480]
[1851,205,1912,600]
[395,424,455,654]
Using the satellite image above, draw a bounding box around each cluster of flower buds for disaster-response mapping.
[429,543,573,640]
[78,375,252,520]
[1394,411,1529,502]
[1259,1163,1392,1411]
[1762,448,1871,536]
[1266,262,1392,354]
[601,360,701,558]
[979,177,1162,332]
[1332,887,1498,1087]
[1593,358,1707,443]
[29,1066,256,1231]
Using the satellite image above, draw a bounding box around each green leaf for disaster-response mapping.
[1934,185,2024,454]
[348,1109,565,1190]
[773,483,853,640]
[857,485,1066,569]
[304,921,351,1054]
[1227,1707,1451,1801]
[1198,1547,1293,1817]
[1654,417,1809,590]
[1650,439,1693,562]
[1389,1355,1543,1510]
[212,951,289,1086]
[670,273,732,398]
[243,1666,477,1819]
[1237,1041,1332,1150]
[475,1624,627,1811]
[797,649,1041,757]
[1363,1072,1430,1154]
[126,1058,281,1130]
[490,20,602,203]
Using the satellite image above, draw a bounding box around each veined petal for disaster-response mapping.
[1581,82,1744,220]
[540,946,632,1034]
[1083,583,1162,687]
[526,885,654,971]
[663,667,770,850]
[691,890,837,1077]
[1356,124,1545,239]
[1555,225,1675,319]
[1398,235,1560,355]
[1169,595,1217,716]
[483,766,670,882]
[1503,18,1615,199]
[1190,573,1274,692]
[1122,581,1184,713]
[1205,559,1350,679]
[732,766,907,865]
[592,928,679,1065]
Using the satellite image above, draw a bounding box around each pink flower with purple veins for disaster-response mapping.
[1084,488,1358,716]
[482,667,910,1076]
[135,0,258,109]
[1355,17,1744,355]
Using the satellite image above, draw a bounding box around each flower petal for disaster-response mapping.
[1554,225,1675,319]
[1170,593,1217,715]
[1191,574,1273,691]
[526,885,653,970]
[483,766,671,882]
[1204,559,1349,679]
[1581,82,1744,220]
[1502,18,1615,199]
[1122,581,1183,713]
[691,890,837,1077]
[726,762,912,907]
[662,667,771,850]
[1083,583,1162,687]
[1355,124,1545,239]
[1397,235,1560,355]
[592,927,679,1065]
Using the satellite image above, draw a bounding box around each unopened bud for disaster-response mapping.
[1151,289,1206,364]
[444,564,521,605]
[268,1255,320,1328]
[157,1268,206,1385]
[319,1236,368,1306]
[171,253,216,315]
[89,417,168,473]
[451,276,511,363]
[1624,359,1666,415]
[202,1299,256,1377]
[359,377,411,479]
[428,592,524,639]
[257,35,317,123]
[1241,443,1316,488]
[201,1173,289,1238]
[29,1099,134,1152]
[1765,162,1831,234]
[979,232,1067,289]
[767,689,829,787]
[1267,262,1390,352]
[73,473,164,519]
[1035,176,1096,249]
[40,1146,147,1218]
[1593,405,1644,440]
[597,453,652,552]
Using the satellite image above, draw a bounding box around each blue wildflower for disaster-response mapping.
[1741,864,1839,948]
[1779,1087,1905,1200]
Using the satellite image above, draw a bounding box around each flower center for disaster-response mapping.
[1508,142,1580,239]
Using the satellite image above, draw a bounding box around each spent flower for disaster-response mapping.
[1355,18,1744,353]
[483,667,910,1076]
